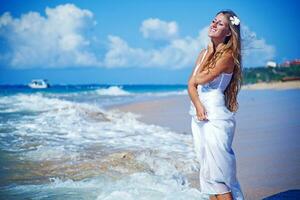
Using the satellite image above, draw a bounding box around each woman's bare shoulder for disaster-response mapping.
[199,48,207,56]
[196,48,207,63]
[189,48,207,80]
[223,50,234,64]
[218,50,235,73]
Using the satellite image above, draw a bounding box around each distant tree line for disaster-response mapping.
[242,65,300,84]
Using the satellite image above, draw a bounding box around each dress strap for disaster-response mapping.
[193,49,208,76]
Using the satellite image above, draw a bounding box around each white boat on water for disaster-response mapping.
[28,79,50,89]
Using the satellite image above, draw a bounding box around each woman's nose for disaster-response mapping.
[211,21,217,28]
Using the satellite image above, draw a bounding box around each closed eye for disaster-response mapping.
[212,18,224,26]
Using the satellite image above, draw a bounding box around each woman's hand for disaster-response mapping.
[196,104,208,121]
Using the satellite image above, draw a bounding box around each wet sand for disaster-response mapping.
[111,88,300,199]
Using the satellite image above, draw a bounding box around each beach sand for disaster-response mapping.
[241,80,300,90]
[110,83,300,200]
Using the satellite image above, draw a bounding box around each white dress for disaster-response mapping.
[189,49,245,200]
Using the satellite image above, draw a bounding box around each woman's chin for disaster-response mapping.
[208,32,217,38]
[208,33,223,41]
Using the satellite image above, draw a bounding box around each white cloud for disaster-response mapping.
[0,4,275,69]
[104,35,149,67]
[241,25,275,67]
[139,18,179,41]
[104,27,209,69]
[0,4,101,68]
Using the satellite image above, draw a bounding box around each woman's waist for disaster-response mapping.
[188,87,233,119]
[196,87,225,106]
[188,102,234,119]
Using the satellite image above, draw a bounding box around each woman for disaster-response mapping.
[187,10,245,200]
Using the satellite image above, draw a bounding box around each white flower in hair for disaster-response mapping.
[230,16,240,26]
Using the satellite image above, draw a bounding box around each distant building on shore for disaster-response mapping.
[280,59,300,67]
[266,59,300,68]
[266,61,277,68]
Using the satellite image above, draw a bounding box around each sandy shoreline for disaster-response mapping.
[108,80,300,134]
[241,80,300,90]
[108,84,300,199]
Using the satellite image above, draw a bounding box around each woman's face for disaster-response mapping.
[208,13,231,41]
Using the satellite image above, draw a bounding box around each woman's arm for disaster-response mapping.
[188,77,203,109]
[188,49,206,82]
[187,49,208,121]
[193,52,234,85]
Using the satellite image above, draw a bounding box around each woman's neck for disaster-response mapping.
[211,38,224,52]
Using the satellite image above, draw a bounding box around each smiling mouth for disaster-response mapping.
[210,27,217,32]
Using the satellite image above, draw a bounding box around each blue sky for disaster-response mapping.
[0,0,299,84]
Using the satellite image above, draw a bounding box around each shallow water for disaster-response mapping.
[0,85,206,199]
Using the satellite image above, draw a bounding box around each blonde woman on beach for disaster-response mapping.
[188,10,245,200]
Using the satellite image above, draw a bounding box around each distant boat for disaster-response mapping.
[28,79,50,89]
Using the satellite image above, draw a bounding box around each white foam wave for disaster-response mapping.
[5,173,207,200]
[24,145,80,161]
[96,172,203,200]
[1,92,206,199]
[145,89,188,97]
[95,86,132,96]
[1,94,196,163]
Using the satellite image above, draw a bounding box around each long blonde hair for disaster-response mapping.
[201,10,242,112]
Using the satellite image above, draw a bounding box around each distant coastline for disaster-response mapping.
[241,65,300,90]
[241,80,300,90]
[242,65,300,84]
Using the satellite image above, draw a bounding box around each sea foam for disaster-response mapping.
[0,92,201,199]
[95,86,132,96]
